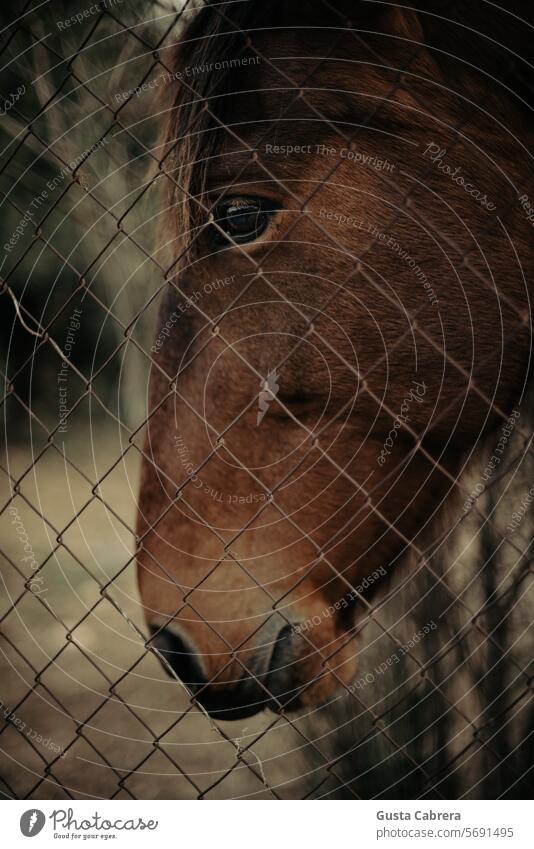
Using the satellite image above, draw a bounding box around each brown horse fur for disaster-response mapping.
[137,0,534,736]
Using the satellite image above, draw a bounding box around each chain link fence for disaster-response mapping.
[1,0,533,800]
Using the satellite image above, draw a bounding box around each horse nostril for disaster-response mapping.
[148,622,303,719]
[148,625,206,691]
[265,624,301,709]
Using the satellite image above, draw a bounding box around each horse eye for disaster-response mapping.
[211,197,274,244]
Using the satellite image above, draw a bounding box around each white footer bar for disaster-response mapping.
[4,799,532,848]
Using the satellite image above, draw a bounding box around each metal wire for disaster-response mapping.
[1,0,533,800]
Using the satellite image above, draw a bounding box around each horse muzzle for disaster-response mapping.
[148,621,304,720]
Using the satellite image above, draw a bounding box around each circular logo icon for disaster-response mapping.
[20,809,46,837]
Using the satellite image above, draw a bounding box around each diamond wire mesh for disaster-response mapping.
[0,0,533,800]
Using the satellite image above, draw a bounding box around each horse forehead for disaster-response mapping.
[250,25,428,93]
[204,57,425,217]
[216,48,426,158]
[248,54,395,111]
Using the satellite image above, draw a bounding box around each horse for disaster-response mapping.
[137,0,534,796]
